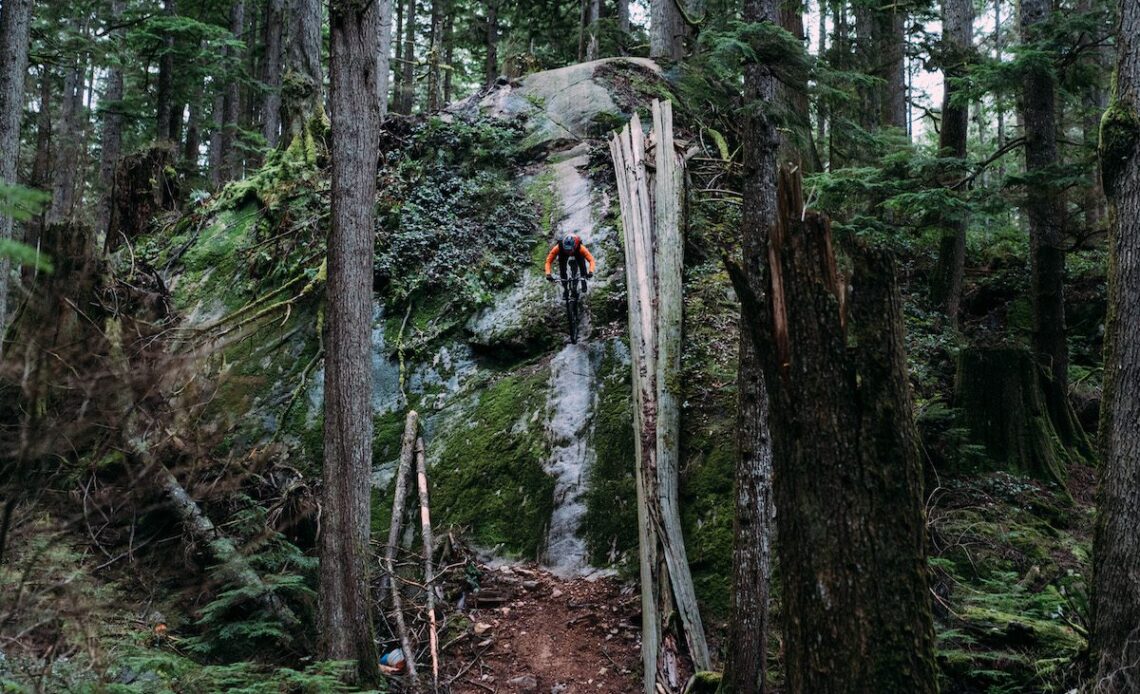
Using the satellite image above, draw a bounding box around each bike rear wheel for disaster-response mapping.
[565,267,581,344]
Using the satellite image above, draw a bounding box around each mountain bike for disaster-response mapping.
[552,266,586,344]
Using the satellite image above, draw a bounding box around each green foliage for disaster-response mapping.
[374,115,539,309]
[180,500,317,660]
[109,646,363,693]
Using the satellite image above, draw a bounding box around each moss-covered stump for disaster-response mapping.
[954,347,1074,486]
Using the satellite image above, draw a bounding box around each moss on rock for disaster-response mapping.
[582,343,637,567]
[428,369,555,557]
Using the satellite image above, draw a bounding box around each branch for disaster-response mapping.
[951,136,1026,190]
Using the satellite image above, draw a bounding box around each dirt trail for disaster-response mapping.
[444,563,642,693]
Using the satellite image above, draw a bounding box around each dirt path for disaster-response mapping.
[444,563,642,693]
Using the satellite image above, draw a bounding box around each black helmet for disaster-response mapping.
[561,235,577,253]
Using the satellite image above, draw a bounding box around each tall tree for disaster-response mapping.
[1020,0,1071,429]
[98,0,127,236]
[0,0,32,351]
[397,0,416,113]
[930,0,974,324]
[650,0,686,60]
[323,0,382,683]
[377,0,393,119]
[221,1,246,180]
[720,0,777,688]
[484,0,499,86]
[730,169,939,694]
[48,39,86,225]
[1093,0,1140,688]
[157,0,177,141]
[263,0,285,147]
[426,0,446,110]
[283,0,322,148]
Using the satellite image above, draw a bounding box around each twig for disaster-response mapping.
[383,412,421,685]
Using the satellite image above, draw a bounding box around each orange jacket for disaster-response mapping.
[544,236,596,275]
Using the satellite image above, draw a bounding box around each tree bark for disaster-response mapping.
[98,0,127,239]
[398,0,416,114]
[263,0,285,148]
[728,170,938,694]
[283,0,322,148]
[586,0,600,61]
[48,53,85,225]
[610,100,709,694]
[322,0,382,683]
[1093,0,1140,687]
[156,0,176,141]
[377,0,393,120]
[930,0,974,324]
[208,91,224,187]
[484,0,499,87]
[720,1,777,691]
[221,1,246,180]
[1019,0,1071,435]
[427,0,446,111]
[650,0,686,61]
[442,9,454,101]
[0,0,31,353]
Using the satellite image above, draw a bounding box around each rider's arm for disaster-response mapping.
[543,244,559,275]
[579,244,596,273]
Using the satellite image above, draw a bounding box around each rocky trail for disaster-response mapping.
[442,563,642,693]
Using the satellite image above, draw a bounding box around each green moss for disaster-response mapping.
[582,344,637,567]
[1099,99,1140,195]
[429,370,554,557]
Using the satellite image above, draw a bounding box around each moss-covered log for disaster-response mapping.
[954,347,1075,487]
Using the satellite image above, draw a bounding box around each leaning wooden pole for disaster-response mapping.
[652,100,711,672]
[415,435,440,689]
[383,410,420,684]
[609,122,660,694]
[609,100,709,692]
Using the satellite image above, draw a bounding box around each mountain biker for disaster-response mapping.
[544,233,595,296]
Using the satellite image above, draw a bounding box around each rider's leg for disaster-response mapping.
[576,256,588,293]
[558,256,569,300]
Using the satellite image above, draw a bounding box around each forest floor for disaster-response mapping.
[438,563,643,694]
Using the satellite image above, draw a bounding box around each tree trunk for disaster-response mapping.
[221,1,246,181]
[720,2,777,691]
[182,76,203,177]
[484,0,499,87]
[1093,0,1140,687]
[282,0,323,146]
[263,0,285,148]
[156,0,176,141]
[98,0,126,239]
[929,0,973,324]
[48,55,85,225]
[323,0,382,684]
[208,91,224,187]
[618,0,630,33]
[0,0,31,353]
[586,0,600,61]
[610,100,710,694]
[398,0,416,114]
[650,0,686,61]
[954,347,1070,486]
[1020,0,1072,441]
[392,0,404,106]
[728,169,938,694]
[377,0,393,120]
[442,9,454,102]
[427,0,445,111]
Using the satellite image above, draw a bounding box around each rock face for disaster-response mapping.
[165,58,670,578]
